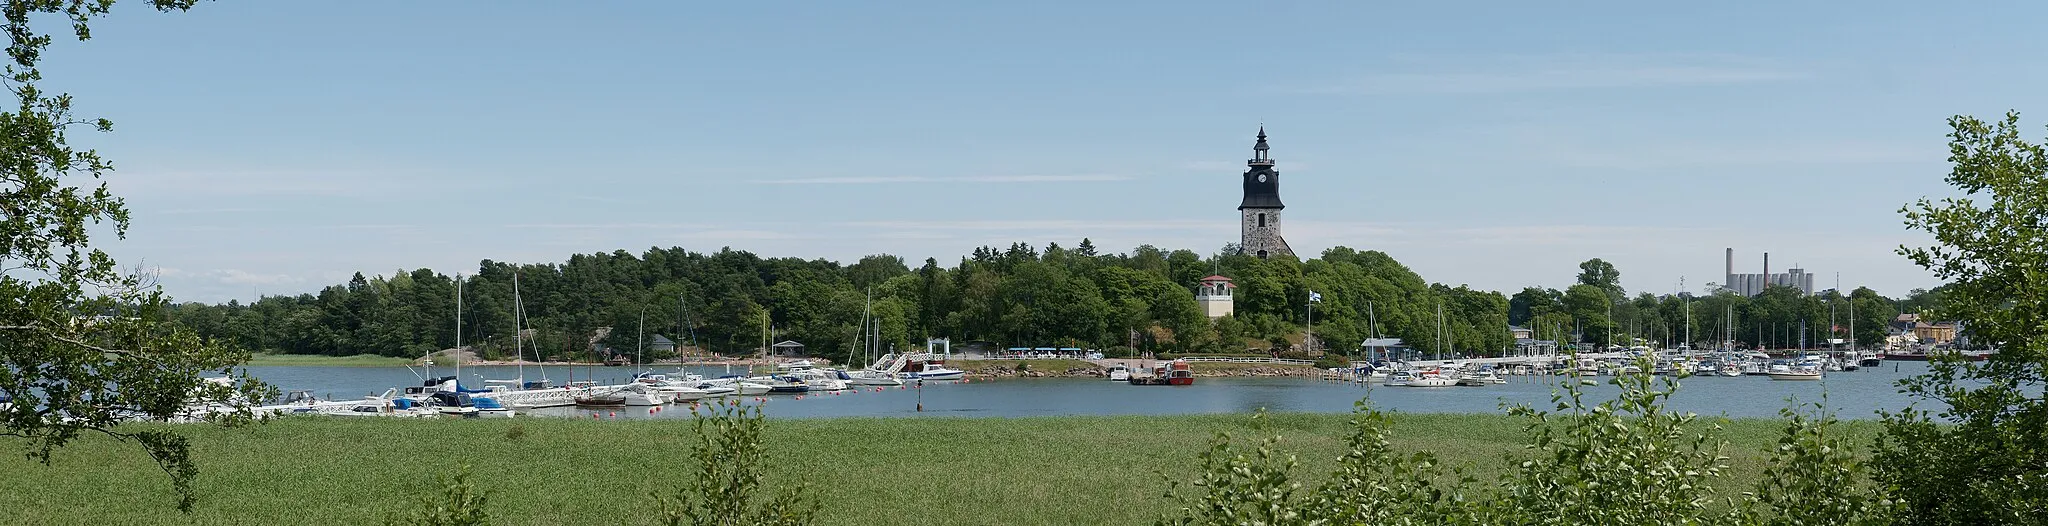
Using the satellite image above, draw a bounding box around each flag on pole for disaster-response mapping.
[1309,291,1323,303]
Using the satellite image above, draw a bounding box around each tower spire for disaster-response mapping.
[1250,127,1272,164]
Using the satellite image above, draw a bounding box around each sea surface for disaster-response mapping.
[239,361,1946,421]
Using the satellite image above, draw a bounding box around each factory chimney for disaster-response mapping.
[1725,248,1734,290]
[1763,252,1770,290]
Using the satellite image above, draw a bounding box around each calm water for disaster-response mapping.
[240,361,1944,421]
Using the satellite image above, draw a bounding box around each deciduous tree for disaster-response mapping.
[1876,111,2048,523]
[0,0,270,512]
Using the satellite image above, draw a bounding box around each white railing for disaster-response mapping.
[1175,356,1315,365]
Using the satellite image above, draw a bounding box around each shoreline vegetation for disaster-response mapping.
[0,412,1871,525]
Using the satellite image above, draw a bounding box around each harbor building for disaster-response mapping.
[1196,275,1235,319]
[1239,127,1293,259]
[1723,248,1815,296]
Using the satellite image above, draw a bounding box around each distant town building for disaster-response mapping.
[649,335,677,353]
[1890,314,1958,345]
[1238,127,1293,259]
[1724,248,1815,296]
[1196,275,1236,319]
[1508,326,1534,340]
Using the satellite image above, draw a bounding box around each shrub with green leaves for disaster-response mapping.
[654,399,817,526]
[1156,411,1311,526]
[1494,356,1729,525]
[387,464,490,526]
[1732,402,1888,526]
[1309,401,1478,526]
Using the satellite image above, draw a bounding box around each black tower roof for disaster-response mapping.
[1240,128,1283,209]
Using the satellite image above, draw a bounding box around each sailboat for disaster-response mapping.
[843,294,904,386]
[477,272,583,409]
[434,275,505,417]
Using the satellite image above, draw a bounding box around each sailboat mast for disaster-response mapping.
[1435,302,1444,361]
[1366,301,1378,362]
[454,274,462,385]
[1681,277,1690,350]
[515,272,540,383]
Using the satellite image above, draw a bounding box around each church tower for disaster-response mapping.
[1239,127,1293,259]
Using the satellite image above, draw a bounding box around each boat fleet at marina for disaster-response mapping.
[203,352,969,420]
[1335,347,1890,387]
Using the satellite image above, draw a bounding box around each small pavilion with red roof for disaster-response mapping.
[1196,275,1235,319]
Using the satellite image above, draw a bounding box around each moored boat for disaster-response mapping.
[1165,359,1193,386]
[902,366,965,381]
[1767,363,1824,381]
[573,392,628,406]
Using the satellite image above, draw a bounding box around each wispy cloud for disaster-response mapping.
[108,168,474,199]
[506,222,708,230]
[670,229,799,240]
[212,269,303,286]
[845,219,1220,232]
[752,174,1131,185]
[1291,53,1809,95]
[1179,161,1316,173]
[1526,138,1937,169]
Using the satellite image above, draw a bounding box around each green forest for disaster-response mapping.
[164,241,1940,366]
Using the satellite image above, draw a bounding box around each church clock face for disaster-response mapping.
[1257,173,1268,183]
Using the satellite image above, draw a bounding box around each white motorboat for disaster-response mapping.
[1106,364,1131,382]
[324,389,437,418]
[473,397,515,418]
[1406,375,1458,388]
[902,365,965,381]
[635,373,713,402]
[700,376,774,395]
[1456,371,1499,386]
[657,385,712,403]
[615,384,666,406]
[1768,363,1824,381]
[786,369,850,391]
[749,375,811,394]
[843,369,904,386]
[1394,370,1456,387]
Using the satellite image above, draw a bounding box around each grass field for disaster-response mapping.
[0,413,1879,525]
[244,353,416,367]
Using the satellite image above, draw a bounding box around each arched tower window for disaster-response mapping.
[1257,213,1266,227]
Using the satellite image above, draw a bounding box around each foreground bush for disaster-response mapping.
[1162,357,1892,526]
[654,399,818,526]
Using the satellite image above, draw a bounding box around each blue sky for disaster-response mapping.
[47,2,2046,303]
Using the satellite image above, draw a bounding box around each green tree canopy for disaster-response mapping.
[1876,111,2048,522]
[0,0,270,512]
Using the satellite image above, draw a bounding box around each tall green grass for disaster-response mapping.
[0,413,1875,525]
